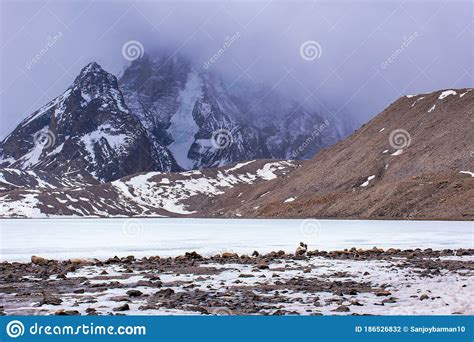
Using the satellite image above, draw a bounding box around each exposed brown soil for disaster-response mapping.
[209,88,474,220]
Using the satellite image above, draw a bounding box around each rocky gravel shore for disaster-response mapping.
[1,247,473,316]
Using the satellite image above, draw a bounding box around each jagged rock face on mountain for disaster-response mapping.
[0,63,159,182]
[0,56,349,182]
[119,55,346,169]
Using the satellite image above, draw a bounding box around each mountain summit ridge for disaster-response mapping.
[0,62,158,182]
[0,57,350,181]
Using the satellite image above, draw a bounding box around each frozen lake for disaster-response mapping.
[0,218,472,261]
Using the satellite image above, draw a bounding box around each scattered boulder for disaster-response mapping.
[55,309,80,316]
[382,297,398,304]
[375,290,391,297]
[295,242,308,256]
[385,248,399,254]
[70,258,89,265]
[184,251,203,260]
[31,256,49,266]
[333,305,350,312]
[126,290,143,297]
[105,256,120,264]
[239,274,254,278]
[221,252,239,258]
[41,294,63,306]
[113,303,130,311]
[137,280,162,288]
[155,289,174,298]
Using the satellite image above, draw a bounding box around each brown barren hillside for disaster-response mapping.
[1,88,472,220]
[209,88,474,220]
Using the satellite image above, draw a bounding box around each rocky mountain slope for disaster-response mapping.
[119,54,347,170]
[0,160,299,218]
[0,57,350,182]
[0,86,471,220]
[0,63,160,182]
[220,88,473,220]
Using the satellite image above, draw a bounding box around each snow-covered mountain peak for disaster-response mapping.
[0,62,160,182]
[1,54,354,184]
[72,62,126,111]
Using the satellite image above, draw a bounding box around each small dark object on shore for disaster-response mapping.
[113,304,130,311]
[295,242,308,256]
[126,290,143,297]
[184,251,203,260]
[55,309,80,316]
[155,288,174,298]
[40,294,62,306]
[333,305,350,312]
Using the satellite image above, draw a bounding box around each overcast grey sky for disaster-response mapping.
[1,0,472,139]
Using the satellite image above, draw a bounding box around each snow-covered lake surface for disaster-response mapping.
[0,218,472,262]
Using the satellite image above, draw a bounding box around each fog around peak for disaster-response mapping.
[1,0,472,138]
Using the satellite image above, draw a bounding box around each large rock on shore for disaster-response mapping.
[31,256,49,266]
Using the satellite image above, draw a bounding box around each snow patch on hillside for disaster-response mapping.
[360,175,375,187]
[0,192,44,218]
[109,161,296,216]
[438,90,457,99]
[460,171,474,177]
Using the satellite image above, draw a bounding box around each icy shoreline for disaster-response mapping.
[1,247,473,316]
[1,218,472,262]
